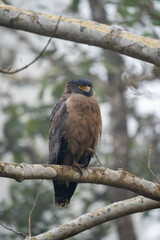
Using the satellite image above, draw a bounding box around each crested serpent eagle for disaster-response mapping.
[49,78,102,207]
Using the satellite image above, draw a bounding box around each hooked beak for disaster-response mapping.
[83,86,91,92]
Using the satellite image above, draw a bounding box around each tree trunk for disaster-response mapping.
[88,1,137,239]
[108,52,136,240]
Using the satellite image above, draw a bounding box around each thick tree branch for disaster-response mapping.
[1,162,160,201]
[0,3,160,66]
[25,196,160,240]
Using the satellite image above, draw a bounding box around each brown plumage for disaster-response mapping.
[49,78,102,207]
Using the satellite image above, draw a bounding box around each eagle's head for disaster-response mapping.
[65,78,93,97]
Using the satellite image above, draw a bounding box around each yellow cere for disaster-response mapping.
[79,85,90,92]
[79,85,84,90]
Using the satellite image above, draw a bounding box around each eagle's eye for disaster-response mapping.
[79,85,83,89]
[78,85,91,92]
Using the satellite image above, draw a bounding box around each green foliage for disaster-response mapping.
[1,0,11,5]
[25,115,49,138]
[0,100,50,164]
[71,0,80,13]
[0,181,55,236]
[122,0,139,6]
[3,104,24,140]
[52,81,66,99]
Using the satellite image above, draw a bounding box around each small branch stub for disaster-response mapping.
[147,145,160,184]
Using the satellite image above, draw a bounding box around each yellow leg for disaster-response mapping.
[73,161,85,175]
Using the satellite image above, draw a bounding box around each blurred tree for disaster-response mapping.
[0,0,160,239]
[88,1,136,239]
[88,1,160,239]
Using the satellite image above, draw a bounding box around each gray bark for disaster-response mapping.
[0,3,160,66]
[26,196,160,240]
[1,162,160,201]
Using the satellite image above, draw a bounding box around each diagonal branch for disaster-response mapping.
[0,3,160,66]
[0,162,160,201]
[0,221,27,237]
[0,38,51,74]
[0,15,61,74]
[25,196,160,240]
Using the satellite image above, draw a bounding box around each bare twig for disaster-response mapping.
[95,152,103,166]
[28,180,43,237]
[0,16,62,75]
[116,154,125,169]
[148,144,153,167]
[0,38,52,74]
[87,147,103,166]
[0,221,27,237]
[146,145,160,184]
